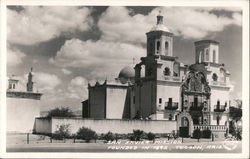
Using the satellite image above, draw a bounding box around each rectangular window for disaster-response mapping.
[194,97,198,107]
[165,41,169,55]
[8,84,12,89]
[159,98,162,104]
[156,40,160,54]
[133,96,135,104]
[168,98,172,107]
[168,98,172,103]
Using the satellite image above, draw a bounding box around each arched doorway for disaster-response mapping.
[177,112,194,137]
[180,117,189,137]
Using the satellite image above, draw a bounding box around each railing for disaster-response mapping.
[163,76,181,82]
[211,81,227,86]
[214,105,226,112]
[193,125,227,131]
[165,102,178,110]
[189,102,204,111]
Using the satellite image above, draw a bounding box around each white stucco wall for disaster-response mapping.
[106,87,128,119]
[42,118,177,134]
[207,66,228,85]
[157,60,174,79]
[156,82,181,111]
[7,97,41,133]
[208,44,219,63]
[210,87,230,110]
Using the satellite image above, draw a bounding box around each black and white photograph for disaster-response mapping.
[0,0,249,158]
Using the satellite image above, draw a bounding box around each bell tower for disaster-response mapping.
[134,12,182,120]
[143,12,178,79]
[194,40,219,64]
[146,12,173,57]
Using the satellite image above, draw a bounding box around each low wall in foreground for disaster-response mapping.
[35,117,177,134]
[34,118,52,134]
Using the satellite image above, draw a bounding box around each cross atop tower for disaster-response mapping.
[27,67,34,92]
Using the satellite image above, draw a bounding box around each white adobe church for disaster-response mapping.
[7,68,43,133]
[83,14,232,137]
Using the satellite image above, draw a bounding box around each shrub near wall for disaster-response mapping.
[53,124,71,141]
[103,131,115,142]
[202,129,211,138]
[192,129,201,139]
[129,130,144,141]
[77,127,97,142]
[192,129,212,139]
[146,132,156,141]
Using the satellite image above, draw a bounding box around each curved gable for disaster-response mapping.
[181,71,210,94]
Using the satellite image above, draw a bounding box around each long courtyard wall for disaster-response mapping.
[34,117,177,134]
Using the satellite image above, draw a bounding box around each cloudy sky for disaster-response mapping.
[7,6,242,111]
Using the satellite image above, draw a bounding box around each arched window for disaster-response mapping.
[205,49,209,61]
[173,62,179,77]
[200,51,204,62]
[213,50,216,63]
[164,67,171,76]
[165,41,169,55]
[156,41,160,54]
[212,73,218,81]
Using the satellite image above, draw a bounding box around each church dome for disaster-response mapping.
[118,66,135,79]
[151,24,170,32]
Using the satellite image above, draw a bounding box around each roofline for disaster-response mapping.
[194,40,219,45]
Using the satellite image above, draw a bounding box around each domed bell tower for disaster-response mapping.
[146,13,173,57]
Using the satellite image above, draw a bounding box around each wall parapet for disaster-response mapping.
[7,91,42,100]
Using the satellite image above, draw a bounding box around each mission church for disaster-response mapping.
[7,13,233,137]
[82,13,232,136]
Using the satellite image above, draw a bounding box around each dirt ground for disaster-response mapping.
[5,133,242,153]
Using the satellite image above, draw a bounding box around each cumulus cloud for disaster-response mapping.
[7,47,26,66]
[61,68,72,75]
[67,76,88,99]
[7,6,93,45]
[32,72,62,92]
[50,38,144,79]
[98,7,153,43]
[98,6,242,42]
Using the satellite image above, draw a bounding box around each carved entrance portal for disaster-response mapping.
[177,111,194,137]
